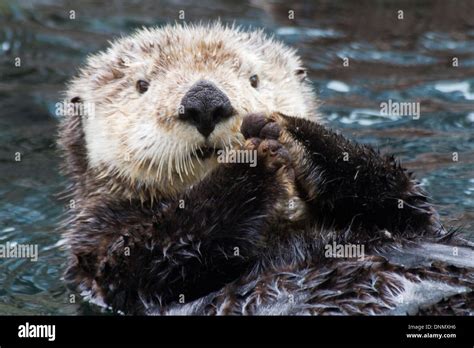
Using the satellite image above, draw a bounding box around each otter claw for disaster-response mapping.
[241,113,281,140]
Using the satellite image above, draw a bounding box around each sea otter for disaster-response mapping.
[58,23,474,315]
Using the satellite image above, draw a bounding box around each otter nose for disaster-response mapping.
[179,80,234,137]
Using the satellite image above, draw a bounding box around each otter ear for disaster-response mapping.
[295,68,307,81]
[71,96,82,104]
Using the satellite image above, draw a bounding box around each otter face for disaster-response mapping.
[66,23,317,198]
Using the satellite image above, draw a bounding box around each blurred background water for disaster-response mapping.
[0,0,473,314]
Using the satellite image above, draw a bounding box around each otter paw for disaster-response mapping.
[244,138,291,173]
[241,113,281,140]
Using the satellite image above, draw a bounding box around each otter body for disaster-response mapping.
[59,24,474,315]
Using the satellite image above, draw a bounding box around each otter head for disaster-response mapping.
[63,23,317,200]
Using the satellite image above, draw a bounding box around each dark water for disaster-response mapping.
[0,0,473,314]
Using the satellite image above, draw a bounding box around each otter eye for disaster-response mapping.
[136,80,149,94]
[249,74,259,88]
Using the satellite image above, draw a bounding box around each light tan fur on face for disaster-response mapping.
[65,22,318,199]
